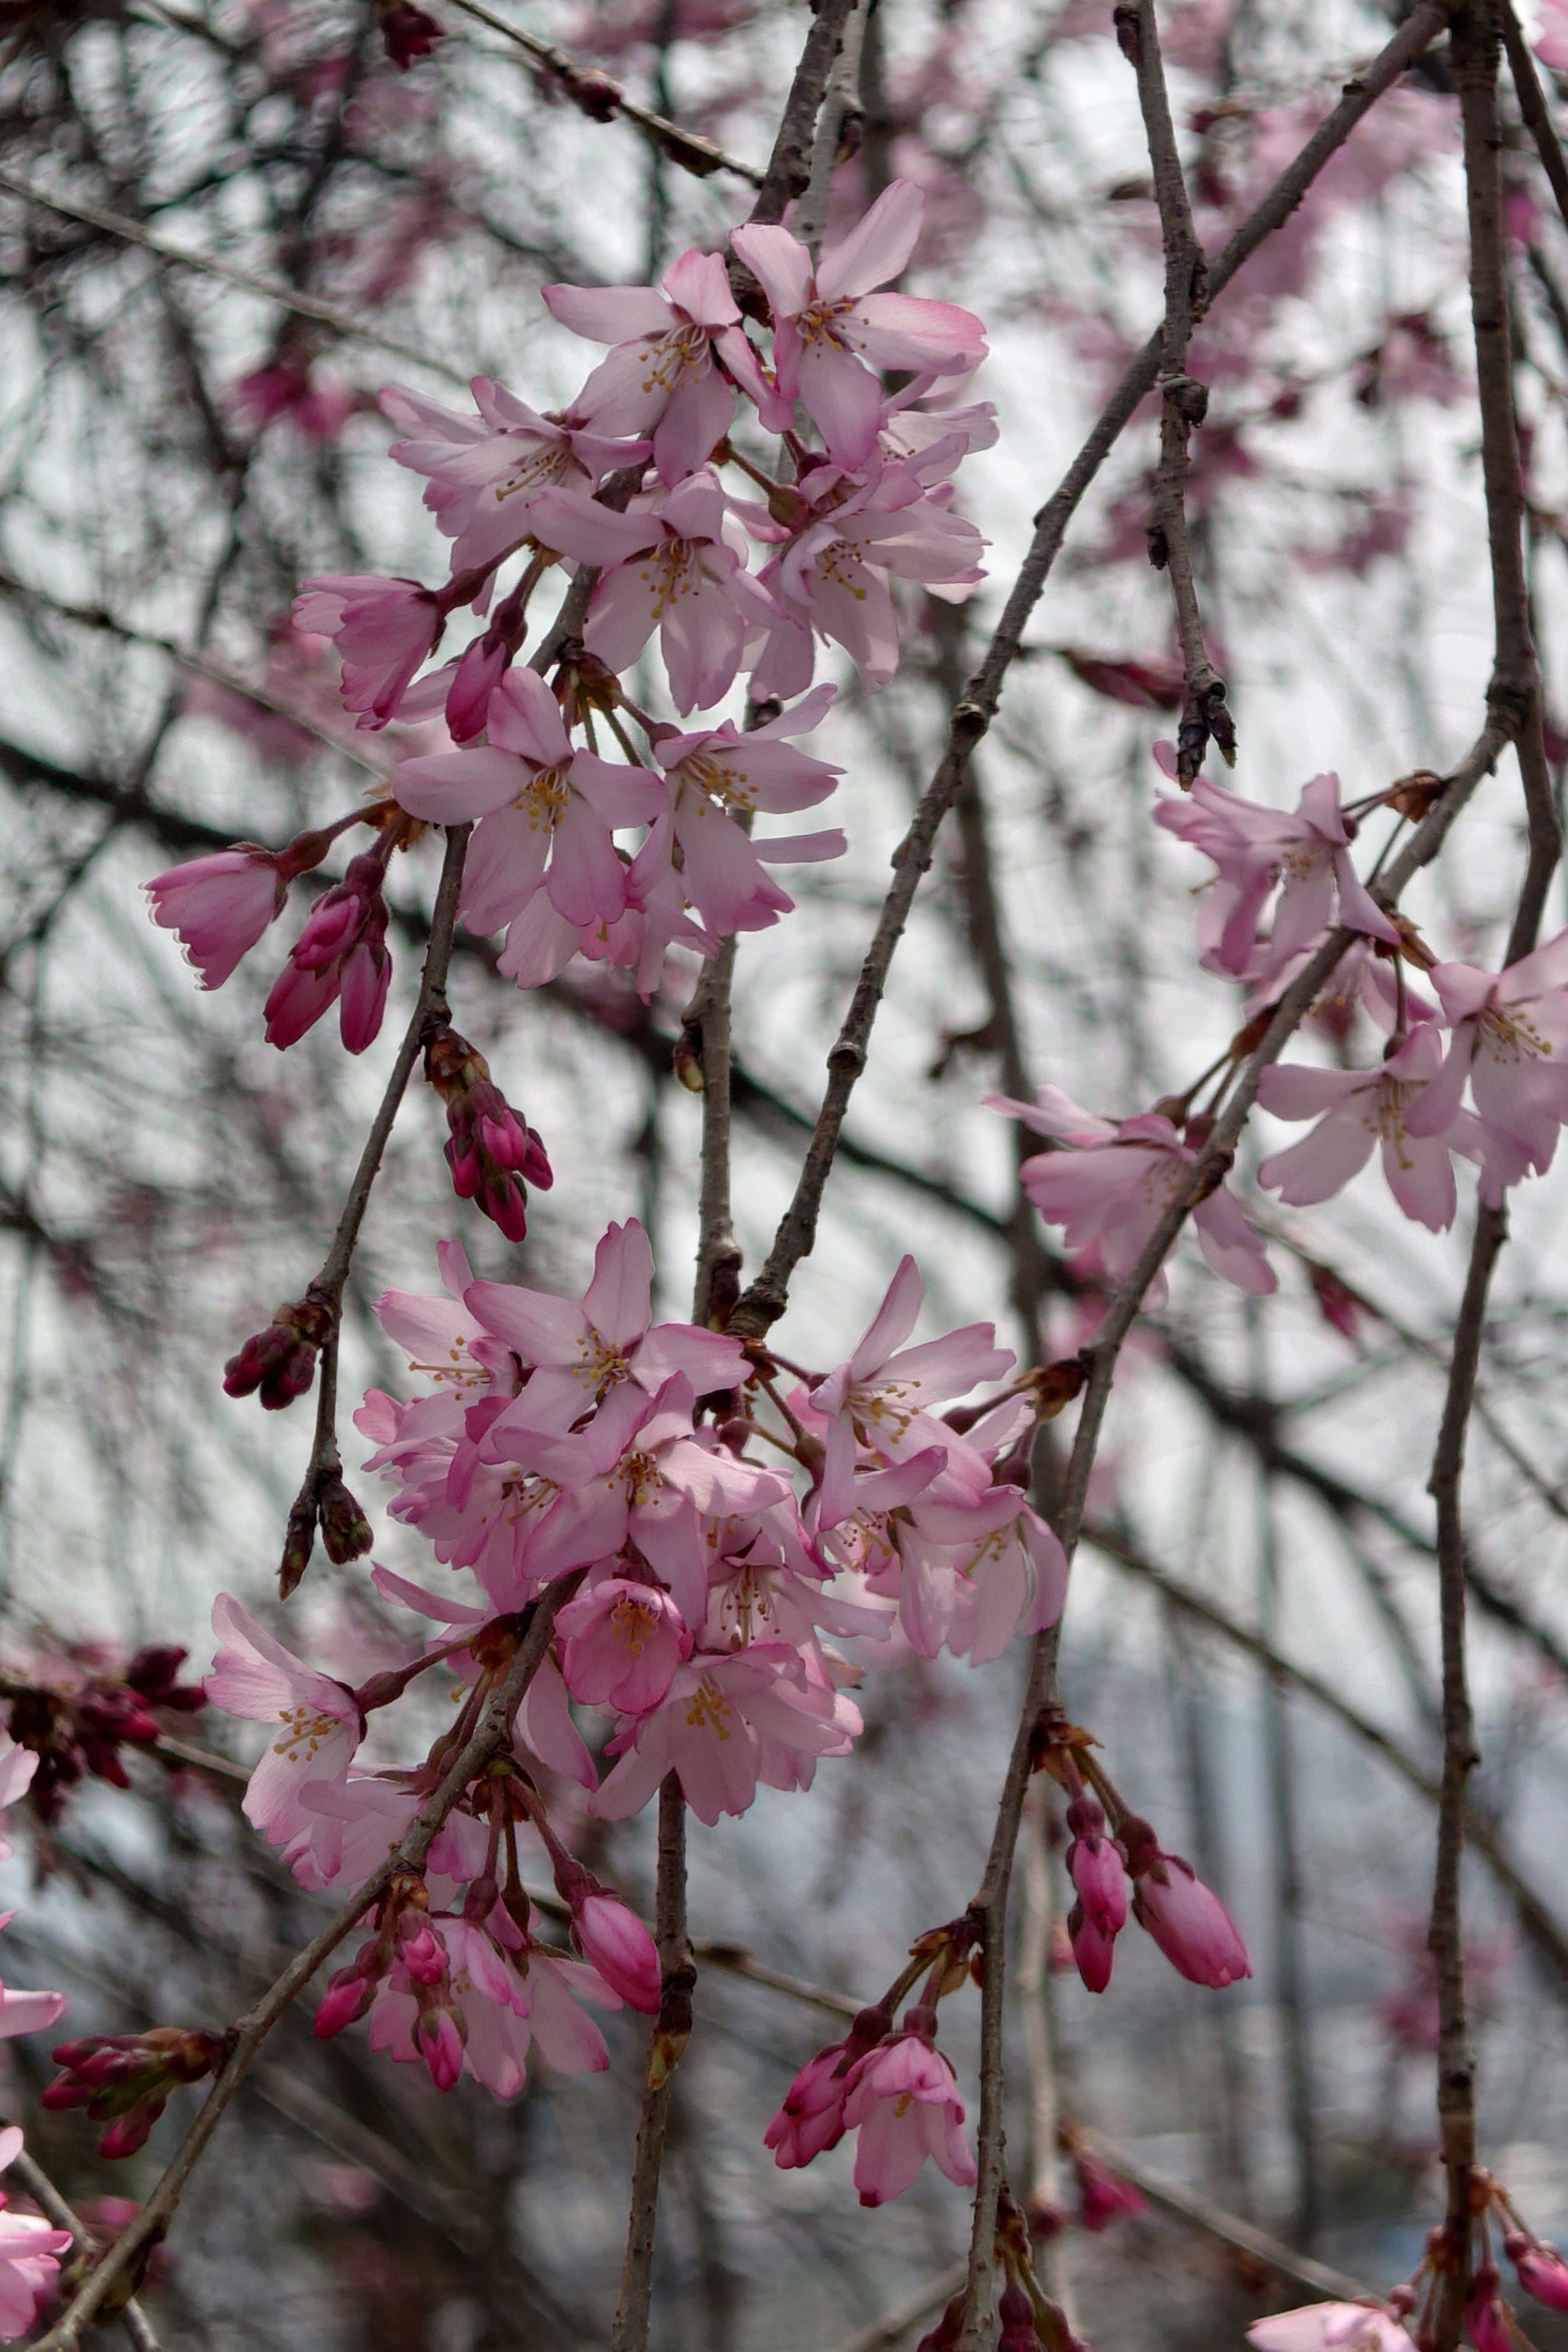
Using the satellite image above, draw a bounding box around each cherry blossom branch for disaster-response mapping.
[1428,18,1561,2335]
[278,818,470,1593]
[0,167,466,384]
[951,711,1512,2346]
[744,0,862,228]
[438,0,765,187]
[1129,0,1229,786]
[31,1579,579,2349]
[1085,1524,1568,1990]
[1501,2,1568,238]
[726,0,1459,1345]
[610,1775,693,2352]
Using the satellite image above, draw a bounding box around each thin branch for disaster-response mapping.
[744,0,862,227]
[32,1579,579,2348]
[1084,1524,1568,1993]
[0,168,468,385]
[611,1775,692,2352]
[440,0,764,187]
[726,0,1460,1345]
[951,706,1512,2346]
[1102,2142,1368,2301]
[279,819,470,1593]
[1502,1,1568,239]
[1427,14,1561,2335]
[1129,0,1228,785]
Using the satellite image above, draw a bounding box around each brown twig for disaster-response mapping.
[950,706,1512,2348]
[744,0,862,227]
[1501,1,1568,238]
[32,1579,579,2347]
[1427,15,1561,2336]
[439,0,764,187]
[725,0,1460,1346]
[1128,0,1228,786]
[610,1775,693,2352]
[1084,1524,1568,1992]
[0,167,466,383]
[278,818,470,1592]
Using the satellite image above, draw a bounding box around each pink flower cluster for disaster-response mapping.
[1156,755,1568,1234]
[143,179,991,1029]
[201,1229,1064,2110]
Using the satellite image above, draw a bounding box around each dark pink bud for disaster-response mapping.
[1465,2267,1510,2352]
[426,1027,551,1240]
[1067,1901,1116,1994]
[379,0,443,66]
[314,1969,376,2039]
[413,2003,465,2091]
[1067,1826,1127,1936]
[1509,2238,1568,2312]
[445,631,510,741]
[223,1295,332,1410]
[998,2281,1037,2352]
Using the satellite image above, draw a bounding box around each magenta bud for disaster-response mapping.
[313,1970,375,2039]
[1130,1850,1252,1989]
[413,2007,465,2091]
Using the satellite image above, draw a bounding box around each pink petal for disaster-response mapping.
[541,282,672,343]
[815,178,924,303]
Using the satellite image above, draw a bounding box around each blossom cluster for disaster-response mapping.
[992,755,1568,1305]
[143,178,991,1062]
[191,1228,1079,2149]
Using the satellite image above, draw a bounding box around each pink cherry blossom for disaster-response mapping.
[144,847,289,988]
[489,1374,788,1603]
[264,848,393,1054]
[468,1215,746,1441]
[840,2011,977,2205]
[648,686,846,933]
[1257,1026,1479,1231]
[731,180,986,467]
[752,459,986,698]
[810,1254,1014,1528]
[1247,2306,1416,2352]
[292,574,446,729]
[992,1088,1276,1301]
[530,470,780,715]
[556,1575,692,1713]
[1507,2236,1568,2312]
[0,2131,71,2343]
[383,377,641,574]
[1403,930,1568,1179]
[394,665,666,935]
[879,1490,1068,1665]
[1155,771,1399,978]
[1536,0,1568,70]
[205,1594,361,1881]
[543,247,775,485]
[592,1642,860,1825]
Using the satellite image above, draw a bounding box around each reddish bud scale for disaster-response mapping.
[223,1297,332,1410]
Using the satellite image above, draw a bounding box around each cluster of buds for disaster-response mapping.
[223,1295,332,1412]
[264,842,396,1054]
[1035,1719,1251,1993]
[314,1875,466,2087]
[6,1648,207,1821]
[423,1027,553,1243]
[43,2027,227,2157]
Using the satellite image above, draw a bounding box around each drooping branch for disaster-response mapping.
[31,1580,579,2348]
[726,0,1459,1346]
[1129,0,1229,785]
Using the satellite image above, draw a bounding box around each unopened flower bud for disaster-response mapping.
[223,1297,332,1410]
[915,2294,966,2352]
[377,0,443,67]
[425,1027,552,1241]
[317,1471,373,1566]
[1509,2237,1568,2312]
[997,2281,1037,2352]
[45,2026,226,2158]
[571,1892,661,2013]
